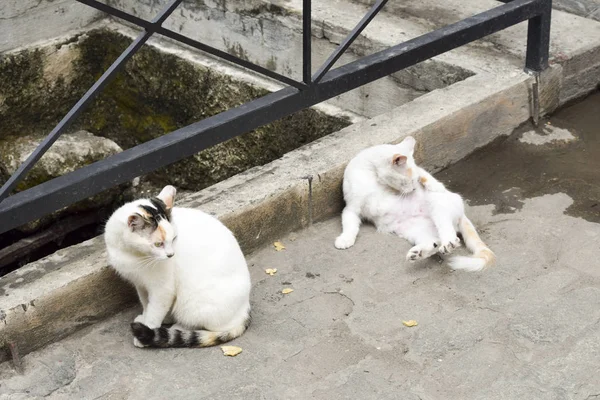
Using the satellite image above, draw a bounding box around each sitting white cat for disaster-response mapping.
[104,185,251,348]
[335,136,495,272]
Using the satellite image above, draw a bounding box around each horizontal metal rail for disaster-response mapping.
[0,0,551,234]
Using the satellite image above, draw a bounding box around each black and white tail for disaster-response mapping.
[131,317,250,348]
[449,216,496,272]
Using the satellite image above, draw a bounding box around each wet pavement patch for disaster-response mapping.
[436,91,600,223]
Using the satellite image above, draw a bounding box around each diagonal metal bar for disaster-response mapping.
[313,0,388,83]
[303,0,312,84]
[0,0,551,234]
[0,0,183,204]
[74,0,306,89]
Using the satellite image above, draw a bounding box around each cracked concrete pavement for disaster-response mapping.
[1,190,599,400]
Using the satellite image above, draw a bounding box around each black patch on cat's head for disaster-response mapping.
[138,197,171,229]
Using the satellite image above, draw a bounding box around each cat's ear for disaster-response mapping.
[392,154,407,166]
[157,185,176,210]
[127,214,145,231]
[400,136,416,152]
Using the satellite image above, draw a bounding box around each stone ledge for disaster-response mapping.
[0,70,539,362]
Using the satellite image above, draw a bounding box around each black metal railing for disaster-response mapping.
[0,0,552,234]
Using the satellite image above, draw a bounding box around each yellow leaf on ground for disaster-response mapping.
[281,288,294,294]
[273,241,286,251]
[402,320,418,327]
[221,345,243,357]
[265,268,278,276]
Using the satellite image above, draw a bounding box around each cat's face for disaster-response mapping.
[376,136,418,194]
[125,186,178,261]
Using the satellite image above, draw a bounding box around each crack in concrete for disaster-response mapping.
[323,290,356,306]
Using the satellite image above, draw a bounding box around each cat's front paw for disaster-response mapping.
[335,235,356,250]
[419,176,445,192]
[438,237,461,254]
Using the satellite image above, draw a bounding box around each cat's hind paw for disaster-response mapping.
[406,246,424,262]
[335,235,356,250]
[406,243,438,262]
[134,314,144,323]
[438,237,461,254]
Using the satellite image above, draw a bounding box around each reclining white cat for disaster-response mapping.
[335,136,495,272]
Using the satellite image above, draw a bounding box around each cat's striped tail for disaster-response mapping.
[448,216,495,272]
[130,317,250,348]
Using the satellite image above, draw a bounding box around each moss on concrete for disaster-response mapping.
[0,49,81,138]
[240,2,287,17]
[0,28,350,193]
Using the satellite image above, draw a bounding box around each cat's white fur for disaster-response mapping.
[105,186,251,348]
[335,136,495,271]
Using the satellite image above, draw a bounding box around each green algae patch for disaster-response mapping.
[0,28,350,193]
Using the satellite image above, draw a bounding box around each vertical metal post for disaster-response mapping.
[525,0,551,72]
[303,0,312,84]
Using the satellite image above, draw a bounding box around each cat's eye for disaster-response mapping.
[154,242,164,247]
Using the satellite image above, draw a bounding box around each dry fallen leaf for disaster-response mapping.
[281,288,294,294]
[265,268,278,276]
[273,241,286,251]
[221,345,243,357]
[402,320,418,327]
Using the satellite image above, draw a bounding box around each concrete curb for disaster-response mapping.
[0,70,540,362]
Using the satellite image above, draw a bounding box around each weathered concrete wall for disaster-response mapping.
[0,0,102,53]
[349,0,600,107]
[106,0,473,118]
[553,0,600,22]
[0,28,349,219]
